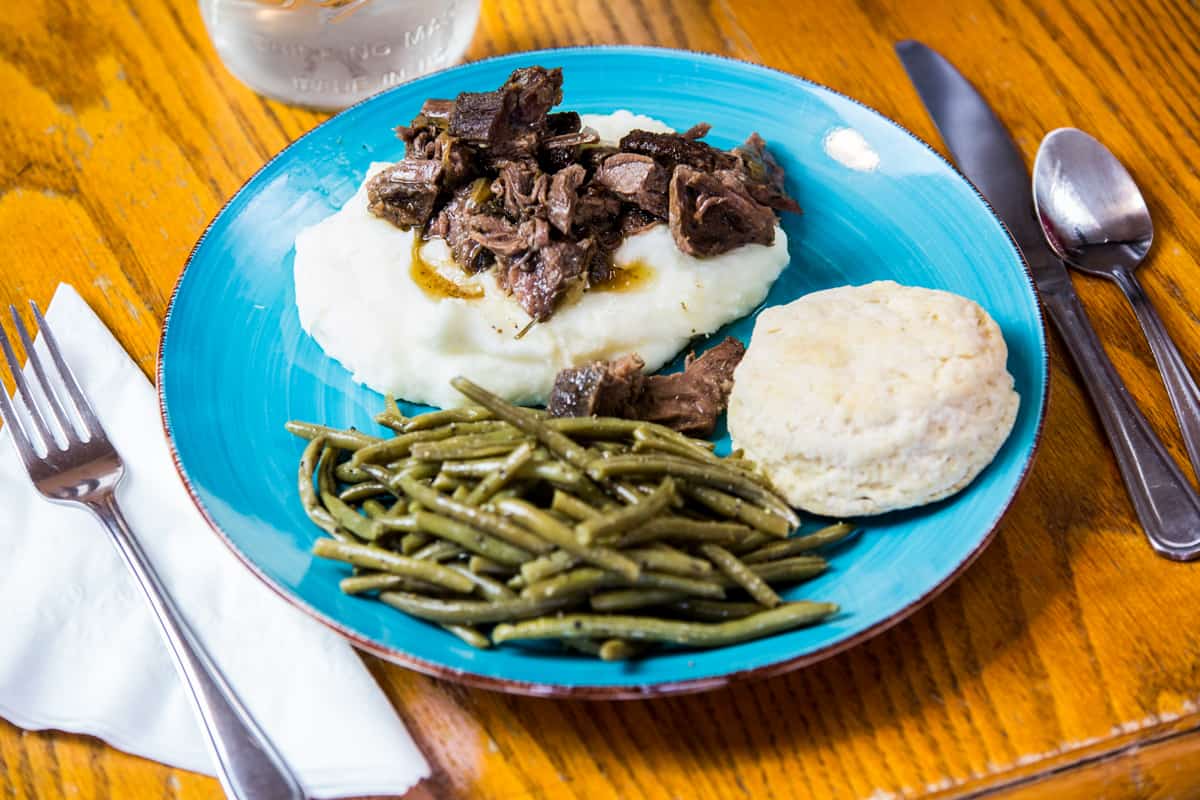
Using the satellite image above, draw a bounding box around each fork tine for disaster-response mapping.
[0,380,38,466]
[0,316,53,451]
[29,301,103,439]
[11,305,74,444]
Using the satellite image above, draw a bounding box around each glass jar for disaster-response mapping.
[199,0,482,109]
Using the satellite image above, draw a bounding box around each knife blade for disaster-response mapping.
[895,39,1200,560]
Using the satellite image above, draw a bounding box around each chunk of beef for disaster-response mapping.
[545,337,745,436]
[447,90,508,144]
[505,66,564,129]
[681,122,711,140]
[547,163,586,234]
[619,129,738,173]
[366,160,444,229]
[396,124,439,159]
[594,153,669,217]
[504,239,590,320]
[449,67,563,157]
[492,160,549,219]
[635,337,745,436]
[572,184,622,229]
[668,165,776,257]
[547,354,646,418]
[419,98,455,126]
[437,134,477,188]
[618,207,661,238]
[733,132,800,213]
[467,214,525,256]
[547,111,582,135]
[427,181,495,272]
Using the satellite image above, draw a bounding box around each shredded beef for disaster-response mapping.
[371,65,797,321]
[547,337,745,435]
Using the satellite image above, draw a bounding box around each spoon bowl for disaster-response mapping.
[1033,127,1154,276]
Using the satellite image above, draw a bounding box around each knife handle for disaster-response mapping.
[1043,287,1200,560]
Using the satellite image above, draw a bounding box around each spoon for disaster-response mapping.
[1034,127,1200,478]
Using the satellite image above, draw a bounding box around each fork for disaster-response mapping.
[0,302,305,800]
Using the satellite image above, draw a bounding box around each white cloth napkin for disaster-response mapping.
[0,284,429,798]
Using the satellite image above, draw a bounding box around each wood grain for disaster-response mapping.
[3,0,1200,797]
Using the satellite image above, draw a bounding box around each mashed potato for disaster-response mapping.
[293,112,789,408]
[728,281,1019,517]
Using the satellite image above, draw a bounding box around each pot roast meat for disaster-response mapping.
[373,65,798,323]
[593,153,669,218]
[635,337,745,436]
[546,337,745,436]
[547,354,646,418]
[366,159,444,229]
[668,165,777,257]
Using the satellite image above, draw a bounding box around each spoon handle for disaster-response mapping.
[1110,267,1200,478]
[1042,286,1200,560]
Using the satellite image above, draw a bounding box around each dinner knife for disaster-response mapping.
[895,39,1200,561]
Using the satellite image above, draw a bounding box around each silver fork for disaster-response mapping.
[0,302,306,800]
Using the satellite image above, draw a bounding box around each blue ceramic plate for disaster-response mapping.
[159,46,1047,697]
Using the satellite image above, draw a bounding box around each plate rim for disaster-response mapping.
[157,44,1050,699]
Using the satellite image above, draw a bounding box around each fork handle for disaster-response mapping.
[86,494,307,800]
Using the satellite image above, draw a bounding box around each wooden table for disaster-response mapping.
[3,0,1200,797]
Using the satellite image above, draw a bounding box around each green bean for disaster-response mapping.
[337,481,389,503]
[400,531,431,554]
[395,461,440,481]
[469,555,511,575]
[431,472,463,492]
[444,564,516,601]
[748,556,828,584]
[335,461,371,484]
[374,514,420,533]
[464,442,536,507]
[402,405,493,431]
[450,485,471,503]
[576,478,677,544]
[590,588,685,612]
[551,490,601,521]
[413,510,533,566]
[492,602,839,647]
[493,498,641,581]
[614,517,752,547]
[664,598,764,621]
[412,540,463,562]
[321,491,385,541]
[385,392,404,419]
[350,427,458,466]
[519,549,579,583]
[598,639,648,661]
[286,421,379,451]
[700,544,781,608]
[742,523,857,563]
[313,538,474,592]
[631,427,720,463]
[414,439,527,461]
[506,573,526,590]
[682,485,791,538]
[545,417,715,451]
[442,624,491,649]
[361,499,389,518]
[379,590,576,625]
[376,471,552,555]
[624,546,713,578]
[591,454,798,530]
[375,412,406,432]
[522,567,724,601]
[340,573,444,595]
[298,437,340,536]
[728,531,772,554]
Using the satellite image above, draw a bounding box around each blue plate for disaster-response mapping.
[159,46,1047,697]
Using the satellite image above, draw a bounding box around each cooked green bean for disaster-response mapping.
[492,602,838,647]
[337,481,389,503]
[521,566,724,601]
[402,405,493,431]
[464,442,536,507]
[335,461,372,484]
[443,624,491,649]
[545,417,715,451]
[598,639,647,661]
[506,573,526,590]
[749,556,828,584]
[493,498,641,581]
[298,437,340,536]
[340,573,444,595]
[313,538,474,592]
[413,510,533,566]
[415,439,527,461]
[623,545,713,578]
[377,471,552,555]
[728,531,772,554]
[614,517,752,547]
[361,499,389,518]
[400,531,431,554]
[379,590,576,624]
[519,549,580,583]
[665,598,764,621]
[350,427,458,466]
[444,564,516,601]
[286,421,379,451]
[451,485,471,503]
[682,485,791,538]
[412,540,463,562]
[551,490,601,521]
[373,514,420,533]
[591,454,798,530]
[431,472,463,492]
[700,544,781,608]
[631,427,721,463]
[375,411,406,432]
[469,555,511,575]
[742,523,857,563]
[576,478,677,544]
[321,491,385,541]
[590,588,684,612]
